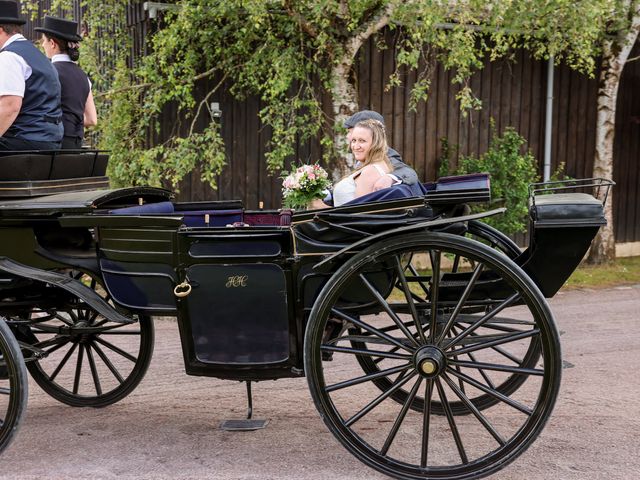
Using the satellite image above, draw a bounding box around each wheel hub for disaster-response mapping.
[414,346,445,378]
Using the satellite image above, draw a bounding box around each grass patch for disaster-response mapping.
[563,256,640,290]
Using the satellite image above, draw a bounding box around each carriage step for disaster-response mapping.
[0,258,134,324]
[220,419,269,431]
[220,381,269,431]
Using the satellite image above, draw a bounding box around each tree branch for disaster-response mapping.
[189,72,228,136]
[344,1,398,61]
[283,0,319,38]
[96,65,220,100]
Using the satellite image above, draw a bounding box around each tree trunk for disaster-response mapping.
[330,60,359,179]
[587,7,640,264]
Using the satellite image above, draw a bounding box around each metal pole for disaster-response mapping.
[543,55,554,182]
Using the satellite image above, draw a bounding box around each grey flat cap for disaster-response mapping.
[343,110,385,129]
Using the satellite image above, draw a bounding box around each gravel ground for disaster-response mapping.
[2,285,639,480]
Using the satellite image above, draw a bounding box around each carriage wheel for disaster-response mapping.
[305,232,561,480]
[352,221,535,415]
[0,318,28,454]
[25,275,154,407]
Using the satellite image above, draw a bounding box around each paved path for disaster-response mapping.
[3,286,639,479]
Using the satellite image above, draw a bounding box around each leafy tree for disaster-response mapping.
[92,0,614,190]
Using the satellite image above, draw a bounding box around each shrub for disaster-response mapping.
[451,126,539,235]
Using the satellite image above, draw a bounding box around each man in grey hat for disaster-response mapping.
[0,0,63,151]
[343,109,418,188]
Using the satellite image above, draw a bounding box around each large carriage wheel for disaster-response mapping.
[305,232,561,480]
[25,275,154,407]
[353,221,535,415]
[0,318,28,454]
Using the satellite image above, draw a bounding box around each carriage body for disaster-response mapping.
[0,151,613,480]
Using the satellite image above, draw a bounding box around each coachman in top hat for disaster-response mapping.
[0,0,63,152]
[37,15,97,149]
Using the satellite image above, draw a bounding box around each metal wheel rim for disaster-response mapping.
[304,232,561,480]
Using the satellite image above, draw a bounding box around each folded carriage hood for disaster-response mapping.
[0,187,173,217]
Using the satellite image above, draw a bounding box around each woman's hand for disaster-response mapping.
[309,198,328,209]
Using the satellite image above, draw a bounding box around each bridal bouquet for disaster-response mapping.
[281,164,332,210]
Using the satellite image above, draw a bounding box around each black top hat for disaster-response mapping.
[0,1,26,25]
[35,15,82,42]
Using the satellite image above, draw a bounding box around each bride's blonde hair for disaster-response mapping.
[351,119,392,172]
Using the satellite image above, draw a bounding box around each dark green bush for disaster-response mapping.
[444,126,539,235]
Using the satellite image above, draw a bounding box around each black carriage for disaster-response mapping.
[0,150,613,479]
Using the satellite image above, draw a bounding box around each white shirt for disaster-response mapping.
[0,34,31,97]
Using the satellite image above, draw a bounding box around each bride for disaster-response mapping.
[321,118,393,207]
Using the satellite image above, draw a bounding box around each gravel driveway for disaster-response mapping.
[2,285,639,480]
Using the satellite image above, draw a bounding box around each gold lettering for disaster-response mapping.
[225,275,248,288]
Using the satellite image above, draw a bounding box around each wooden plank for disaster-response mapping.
[369,34,383,113]
[478,57,492,157]
[402,67,417,169]
[435,63,449,171]
[425,61,439,179]
[381,30,396,135]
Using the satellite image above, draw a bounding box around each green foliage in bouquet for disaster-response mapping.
[281,164,332,210]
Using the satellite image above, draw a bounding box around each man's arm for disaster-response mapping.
[387,147,418,185]
[0,95,21,137]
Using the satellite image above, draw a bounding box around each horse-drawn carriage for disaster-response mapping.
[0,150,612,479]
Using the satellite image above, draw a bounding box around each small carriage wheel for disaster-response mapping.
[0,318,28,454]
[305,232,561,480]
[24,274,154,408]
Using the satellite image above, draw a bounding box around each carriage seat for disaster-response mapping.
[0,151,108,181]
[529,193,605,227]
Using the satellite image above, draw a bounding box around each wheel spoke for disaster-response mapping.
[428,250,441,343]
[446,367,533,415]
[85,345,103,396]
[406,263,431,297]
[73,344,85,394]
[420,379,434,467]
[49,342,78,382]
[91,341,125,384]
[330,308,415,353]
[326,363,411,393]
[435,378,468,464]
[393,257,427,344]
[359,272,420,348]
[448,359,543,376]
[436,263,484,344]
[443,292,521,350]
[441,374,506,446]
[380,377,424,456]
[450,329,540,357]
[344,371,417,427]
[94,337,137,363]
[320,344,411,360]
[34,336,70,354]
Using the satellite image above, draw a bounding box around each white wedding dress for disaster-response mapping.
[333,164,387,206]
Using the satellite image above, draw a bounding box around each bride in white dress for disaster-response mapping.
[332,119,393,206]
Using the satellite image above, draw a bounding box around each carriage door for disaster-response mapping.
[174,228,294,377]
